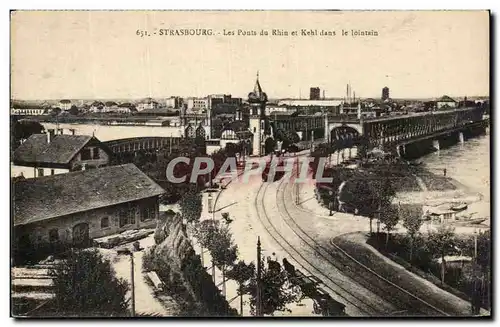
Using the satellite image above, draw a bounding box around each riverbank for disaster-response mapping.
[313,151,488,235]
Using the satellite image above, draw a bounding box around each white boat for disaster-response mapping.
[450,203,468,211]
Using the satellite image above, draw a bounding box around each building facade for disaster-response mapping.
[165,96,183,109]
[310,87,321,100]
[436,95,457,109]
[10,108,47,116]
[59,99,72,111]
[137,98,160,111]
[382,87,390,101]
[13,164,165,249]
[186,97,208,112]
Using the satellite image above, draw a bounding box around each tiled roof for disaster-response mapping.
[13,164,165,226]
[13,134,95,166]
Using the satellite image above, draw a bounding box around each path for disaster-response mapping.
[102,234,178,316]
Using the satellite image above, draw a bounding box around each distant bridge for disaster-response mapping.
[103,137,182,154]
[267,107,487,154]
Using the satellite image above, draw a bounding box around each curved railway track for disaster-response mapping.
[254,181,386,316]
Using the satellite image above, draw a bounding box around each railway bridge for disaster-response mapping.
[267,106,486,156]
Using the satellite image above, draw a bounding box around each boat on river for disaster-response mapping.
[450,203,468,211]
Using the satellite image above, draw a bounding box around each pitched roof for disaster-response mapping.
[437,95,456,102]
[13,164,165,226]
[13,134,94,166]
[60,99,71,104]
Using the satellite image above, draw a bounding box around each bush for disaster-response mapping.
[49,249,129,317]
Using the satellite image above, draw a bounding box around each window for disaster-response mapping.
[81,148,91,160]
[51,169,55,175]
[141,206,156,222]
[119,206,136,227]
[49,229,59,243]
[93,148,100,159]
[101,217,110,229]
[37,168,44,177]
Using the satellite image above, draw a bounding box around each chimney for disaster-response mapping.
[47,129,55,143]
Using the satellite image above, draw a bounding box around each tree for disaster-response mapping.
[51,107,62,115]
[226,261,255,315]
[193,219,220,281]
[379,204,399,247]
[427,225,457,285]
[402,206,424,262]
[208,224,238,298]
[49,249,129,316]
[11,119,45,149]
[69,105,80,115]
[221,212,233,225]
[247,257,302,316]
[179,190,202,225]
[264,137,276,155]
[460,230,491,311]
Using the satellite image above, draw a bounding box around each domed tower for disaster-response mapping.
[248,72,268,156]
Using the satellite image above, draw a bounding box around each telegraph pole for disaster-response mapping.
[295,158,300,205]
[130,252,135,317]
[256,237,262,316]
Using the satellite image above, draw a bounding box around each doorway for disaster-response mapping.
[72,223,90,248]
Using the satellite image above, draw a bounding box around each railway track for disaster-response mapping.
[254,181,387,316]
[275,168,450,316]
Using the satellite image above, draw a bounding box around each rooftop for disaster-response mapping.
[437,95,457,102]
[13,134,96,166]
[13,163,165,226]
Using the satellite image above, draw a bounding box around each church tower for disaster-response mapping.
[248,72,268,156]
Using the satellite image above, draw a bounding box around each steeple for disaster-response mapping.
[248,71,267,103]
[253,71,263,97]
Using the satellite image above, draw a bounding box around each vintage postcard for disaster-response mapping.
[10,10,490,318]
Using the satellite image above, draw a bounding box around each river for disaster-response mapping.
[419,131,490,220]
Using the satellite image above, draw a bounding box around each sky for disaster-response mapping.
[11,10,490,100]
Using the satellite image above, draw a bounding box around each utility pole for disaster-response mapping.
[295,158,300,205]
[471,228,479,315]
[130,252,135,317]
[256,236,262,317]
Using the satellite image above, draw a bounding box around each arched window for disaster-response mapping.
[101,217,110,229]
[195,125,206,139]
[49,229,59,243]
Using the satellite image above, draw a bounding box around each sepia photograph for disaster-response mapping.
[9,10,491,318]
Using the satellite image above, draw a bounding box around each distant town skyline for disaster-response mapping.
[11,11,489,100]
